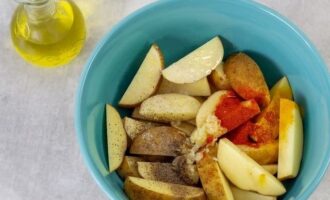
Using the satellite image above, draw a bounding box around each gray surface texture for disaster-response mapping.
[0,0,329,199]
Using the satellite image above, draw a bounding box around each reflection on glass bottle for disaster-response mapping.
[11,0,86,67]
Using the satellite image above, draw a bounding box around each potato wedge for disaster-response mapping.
[251,77,294,143]
[130,126,186,157]
[119,44,164,107]
[171,121,195,136]
[133,106,189,123]
[157,77,211,96]
[237,141,279,165]
[252,96,280,143]
[124,177,206,200]
[106,105,127,172]
[197,147,234,200]
[262,165,278,175]
[224,53,270,108]
[117,156,143,179]
[210,62,231,90]
[131,106,151,121]
[162,37,223,84]
[137,162,186,185]
[217,139,286,196]
[139,94,201,122]
[123,117,162,140]
[270,76,293,100]
[278,99,303,180]
[231,186,277,200]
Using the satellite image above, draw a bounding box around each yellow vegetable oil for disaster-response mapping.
[11,0,86,67]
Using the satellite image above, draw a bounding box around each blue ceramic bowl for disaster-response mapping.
[75,0,330,199]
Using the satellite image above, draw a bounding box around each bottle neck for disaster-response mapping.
[22,0,56,23]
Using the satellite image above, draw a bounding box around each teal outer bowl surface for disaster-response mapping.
[75,0,330,199]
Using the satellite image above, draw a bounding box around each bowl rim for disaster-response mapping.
[75,0,330,199]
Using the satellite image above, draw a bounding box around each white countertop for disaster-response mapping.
[0,0,329,199]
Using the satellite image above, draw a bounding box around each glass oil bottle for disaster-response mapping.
[11,0,86,67]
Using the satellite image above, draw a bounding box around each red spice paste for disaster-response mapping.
[225,121,259,147]
[215,91,260,131]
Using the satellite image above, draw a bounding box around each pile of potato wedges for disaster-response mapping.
[105,37,303,200]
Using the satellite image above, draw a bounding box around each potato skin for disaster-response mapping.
[130,126,186,157]
[141,155,173,162]
[224,53,270,108]
[124,177,206,200]
[137,162,187,185]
